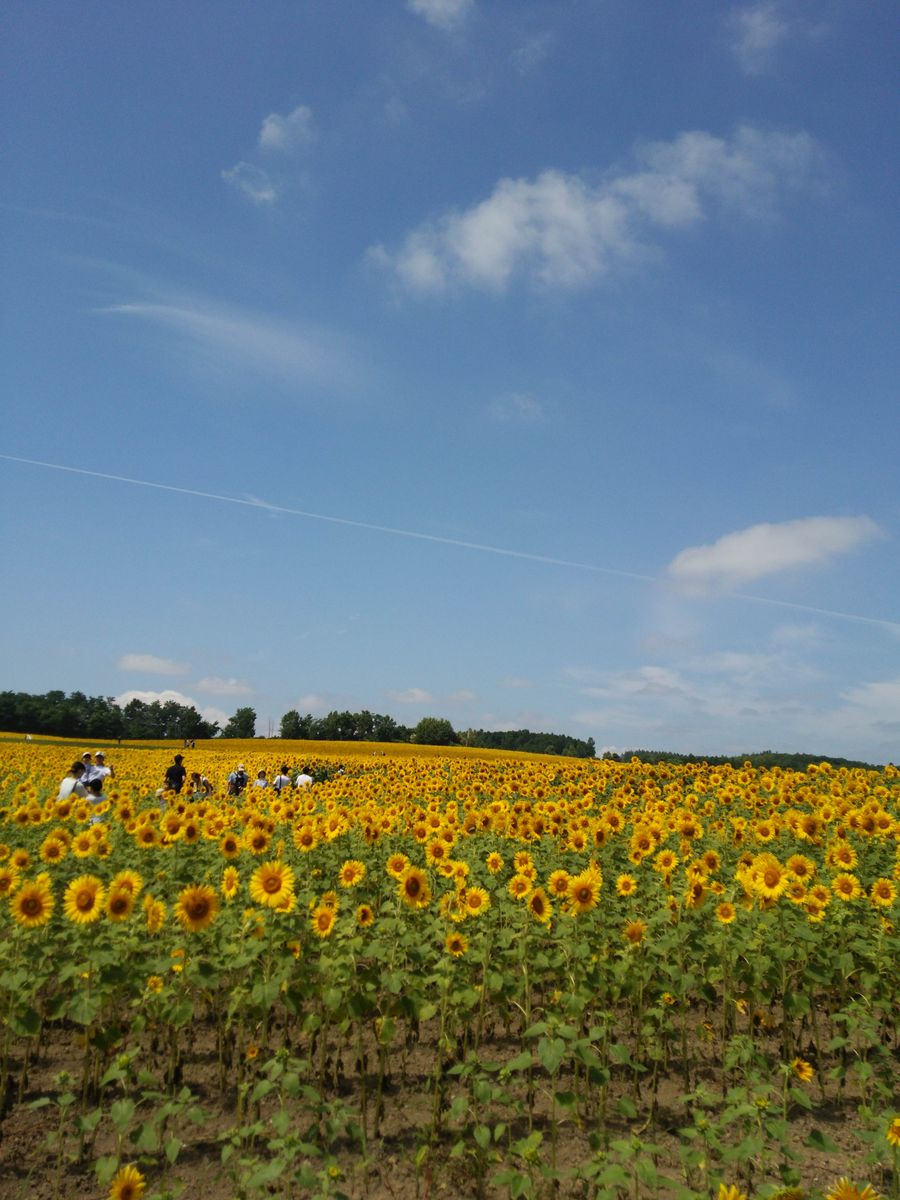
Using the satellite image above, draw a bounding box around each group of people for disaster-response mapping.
[57,749,323,814]
[57,750,115,822]
[227,762,314,795]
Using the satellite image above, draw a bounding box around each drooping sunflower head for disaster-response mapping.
[398,866,431,909]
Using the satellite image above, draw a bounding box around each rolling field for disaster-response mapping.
[0,741,897,1200]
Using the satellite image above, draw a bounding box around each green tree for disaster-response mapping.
[221,706,257,739]
[412,716,457,746]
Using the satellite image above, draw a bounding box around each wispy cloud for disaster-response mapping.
[115,688,199,709]
[408,0,474,32]
[117,653,190,676]
[259,104,314,153]
[195,676,254,697]
[728,2,790,74]
[388,687,434,704]
[486,392,545,424]
[512,32,554,74]
[369,124,822,293]
[667,516,884,593]
[501,677,535,689]
[221,162,277,205]
[100,294,363,392]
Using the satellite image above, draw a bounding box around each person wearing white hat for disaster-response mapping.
[93,751,115,782]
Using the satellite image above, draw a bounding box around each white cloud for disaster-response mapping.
[221,162,277,205]
[195,676,254,696]
[447,689,477,703]
[101,296,362,391]
[293,693,331,715]
[486,392,545,424]
[259,104,314,153]
[667,516,883,593]
[117,653,189,676]
[501,677,535,689]
[388,687,434,704]
[115,688,199,709]
[408,0,474,32]
[728,2,790,75]
[512,32,554,74]
[370,124,822,293]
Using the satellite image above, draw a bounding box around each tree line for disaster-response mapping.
[0,691,597,758]
[602,748,882,770]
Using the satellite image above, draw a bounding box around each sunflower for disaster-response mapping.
[221,866,240,899]
[219,832,241,859]
[0,865,20,897]
[824,1180,880,1200]
[338,859,366,888]
[508,873,532,900]
[445,930,468,957]
[146,975,164,994]
[654,848,678,874]
[547,869,571,898]
[832,873,863,901]
[39,837,67,865]
[356,903,375,927]
[398,866,431,909]
[485,852,504,874]
[63,875,105,924]
[715,901,737,925]
[716,1187,748,1200]
[870,878,896,907]
[385,852,410,879]
[623,919,647,947]
[111,869,144,898]
[109,1163,146,1200]
[752,855,788,900]
[249,860,296,909]
[71,832,95,858]
[528,887,552,925]
[567,872,600,915]
[174,885,219,932]
[887,1116,900,1148]
[463,886,490,917]
[792,1057,814,1083]
[144,897,166,933]
[311,905,336,938]
[136,825,159,849]
[10,878,54,928]
[292,823,318,853]
[106,887,136,922]
[786,854,816,881]
[616,873,637,897]
[245,828,270,856]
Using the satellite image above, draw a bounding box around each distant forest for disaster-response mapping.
[602,748,883,771]
[3,690,881,768]
[0,690,596,758]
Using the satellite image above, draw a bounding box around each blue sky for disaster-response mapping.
[2,0,898,760]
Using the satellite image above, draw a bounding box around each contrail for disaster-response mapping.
[2,453,896,633]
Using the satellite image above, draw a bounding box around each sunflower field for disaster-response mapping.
[0,740,898,1200]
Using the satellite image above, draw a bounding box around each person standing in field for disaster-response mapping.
[272,765,292,792]
[80,751,100,786]
[254,769,269,789]
[58,761,88,800]
[164,754,187,794]
[227,763,249,795]
[295,765,313,788]
[86,777,107,824]
[94,751,115,782]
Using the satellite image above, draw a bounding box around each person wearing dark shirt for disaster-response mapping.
[164,754,187,794]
